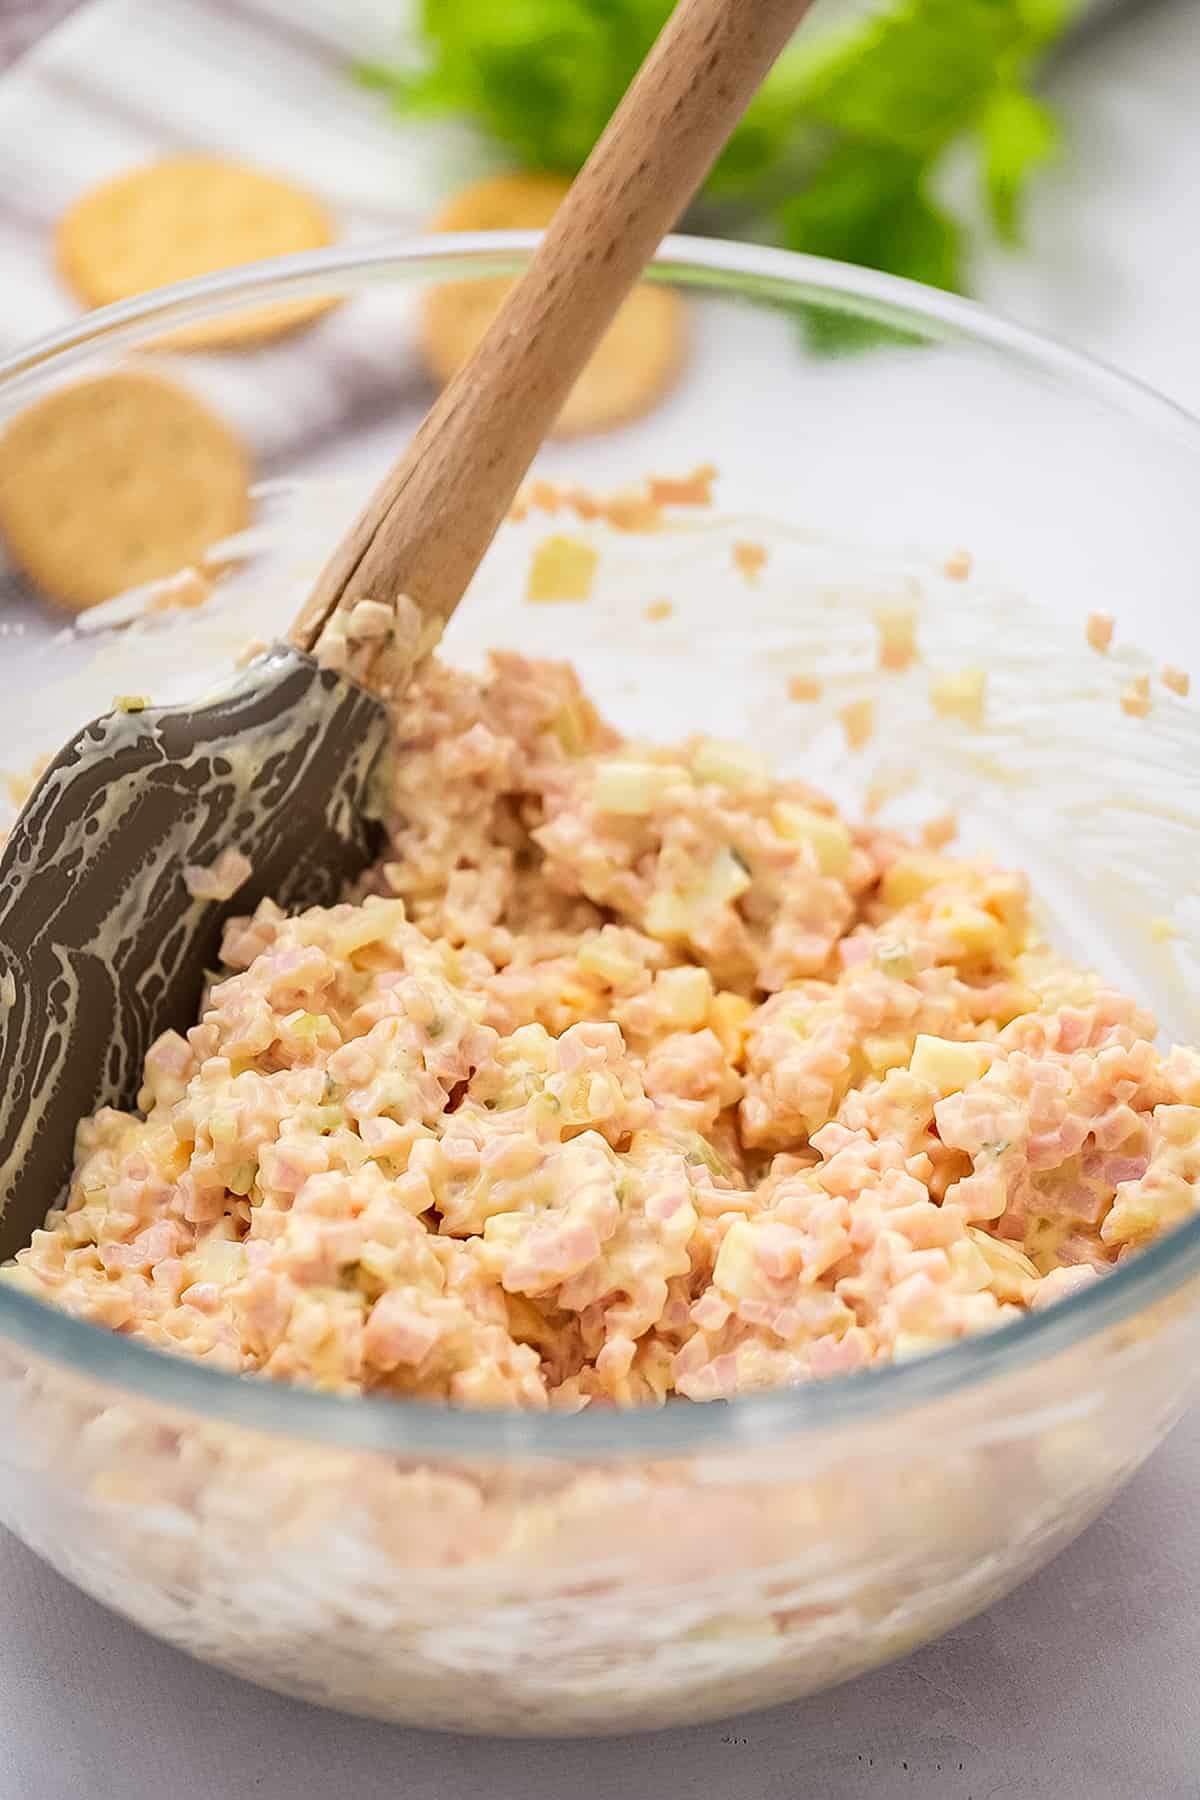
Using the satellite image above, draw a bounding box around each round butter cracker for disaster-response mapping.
[420,172,687,438]
[57,158,338,349]
[0,370,251,613]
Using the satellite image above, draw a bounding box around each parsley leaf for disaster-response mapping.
[980,86,1060,241]
[776,140,964,350]
[777,141,962,289]
[363,0,1081,348]
[794,0,1054,157]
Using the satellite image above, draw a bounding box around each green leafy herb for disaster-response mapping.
[777,139,963,348]
[361,0,1081,345]
[363,0,670,174]
[979,86,1059,241]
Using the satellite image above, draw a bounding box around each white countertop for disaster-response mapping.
[3,3,1200,1795]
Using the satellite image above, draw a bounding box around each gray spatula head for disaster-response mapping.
[0,645,389,1259]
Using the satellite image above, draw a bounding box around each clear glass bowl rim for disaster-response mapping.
[4,232,1200,1460]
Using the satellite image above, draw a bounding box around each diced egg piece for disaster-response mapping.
[526,534,598,603]
[654,964,714,1029]
[930,668,986,726]
[593,758,687,816]
[879,853,951,907]
[908,1034,994,1094]
[771,803,851,877]
[690,738,770,792]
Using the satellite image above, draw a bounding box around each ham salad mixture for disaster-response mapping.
[7,651,1199,1408]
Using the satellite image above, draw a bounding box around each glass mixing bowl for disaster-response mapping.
[2,238,1200,1736]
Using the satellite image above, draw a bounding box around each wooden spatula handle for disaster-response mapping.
[291,0,813,664]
